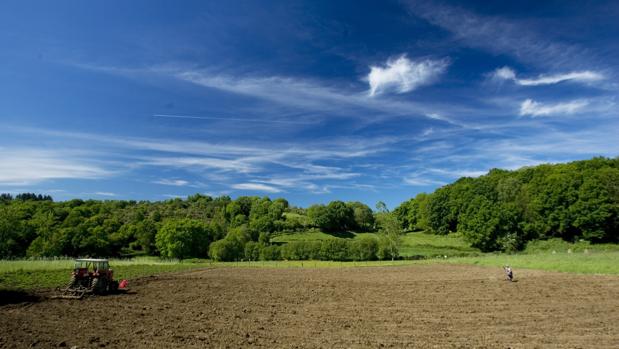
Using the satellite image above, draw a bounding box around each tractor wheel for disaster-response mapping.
[99,278,109,295]
[90,277,103,294]
[109,280,119,293]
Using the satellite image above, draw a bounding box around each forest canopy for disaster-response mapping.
[394,157,619,251]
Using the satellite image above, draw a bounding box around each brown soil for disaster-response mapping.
[1,264,618,348]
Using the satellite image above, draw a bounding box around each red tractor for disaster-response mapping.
[58,258,126,299]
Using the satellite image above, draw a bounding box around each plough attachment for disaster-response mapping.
[54,285,93,300]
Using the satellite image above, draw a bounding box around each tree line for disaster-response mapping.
[1,157,617,259]
[0,193,391,260]
[394,157,619,251]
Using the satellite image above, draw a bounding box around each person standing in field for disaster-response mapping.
[504,265,513,282]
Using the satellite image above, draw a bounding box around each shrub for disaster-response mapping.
[209,238,243,261]
[320,239,350,261]
[244,241,262,261]
[349,235,378,261]
[281,241,322,260]
[259,245,281,261]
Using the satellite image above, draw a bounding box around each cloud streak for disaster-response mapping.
[491,67,605,86]
[367,55,448,96]
[153,113,315,125]
[93,192,117,197]
[152,179,190,186]
[519,99,589,116]
[8,127,390,195]
[232,183,281,193]
[0,148,111,186]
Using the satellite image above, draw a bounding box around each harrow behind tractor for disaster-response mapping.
[55,258,127,299]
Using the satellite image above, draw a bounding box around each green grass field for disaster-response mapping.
[443,251,619,275]
[2,235,618,291]
[523,238,619,254]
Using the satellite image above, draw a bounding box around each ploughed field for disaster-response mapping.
[1,265,618,348]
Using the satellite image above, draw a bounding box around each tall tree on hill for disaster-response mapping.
[376,211,402,261]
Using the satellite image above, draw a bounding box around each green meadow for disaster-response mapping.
[2,235,617,291]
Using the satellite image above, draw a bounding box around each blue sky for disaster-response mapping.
[1,1,618,208]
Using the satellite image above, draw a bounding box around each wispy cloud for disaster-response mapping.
[414,120,619,181]
[142,156,258,173]
[72,63,473,128]
[8,127,382,194]
[232,183,281,193]
[491,67,605,86]
[367,55,448,96]
[251,166,361,194]
[93,192,116,197]
[174,68,474,127]
[518,71,604,86]
[406,2,594,68]
[425,168,488,179]
[519,99,589,116]
[152,179,190,186]
[162,194,187,199]
[0,148,111,186]
[153,113,315,125]
[403,176,446,186]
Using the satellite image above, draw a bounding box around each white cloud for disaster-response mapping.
[153,179,190,186]
[0,148,110,186]
[517,71,604,86]
[93,192,116,197]
[519,99,588,116]
[403,176,446,186]
[232,183,281,193]
[367,55,448,96]
[491,66,517,81]
[139,156,258,173]
[492,66,604,86]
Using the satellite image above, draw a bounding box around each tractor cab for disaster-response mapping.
[73,258,113,280]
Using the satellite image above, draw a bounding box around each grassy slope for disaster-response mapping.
[399,232,480,257]
[271,229,343,242]
[272,230,481,257]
